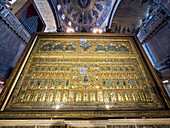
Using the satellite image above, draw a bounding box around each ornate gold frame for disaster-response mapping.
[0,33,169,119]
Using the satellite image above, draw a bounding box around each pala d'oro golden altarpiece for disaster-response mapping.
[0,33,169,119]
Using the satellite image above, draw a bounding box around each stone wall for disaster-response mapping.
[137,3,170,79]
[141,21,170,77]
[0,18,26,79]
[0,4,30,79]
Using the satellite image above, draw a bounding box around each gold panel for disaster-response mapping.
[0,33,169,118]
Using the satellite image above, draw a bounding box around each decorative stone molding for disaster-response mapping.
[0,0,10,5]
[0,119,170,127]
[137,8,168,43]
[154,0,170,15]
[0,4,30,43]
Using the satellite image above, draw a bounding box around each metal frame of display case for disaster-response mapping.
[0,33,169,119]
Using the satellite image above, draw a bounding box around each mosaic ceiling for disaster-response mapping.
[47,0,156,33]
[50,0,115,32]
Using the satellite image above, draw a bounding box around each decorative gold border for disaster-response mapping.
[0,33,169,118]
[0,110,170,119]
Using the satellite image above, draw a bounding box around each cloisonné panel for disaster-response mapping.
[5,34,165,111]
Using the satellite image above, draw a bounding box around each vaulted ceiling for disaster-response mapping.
[32,0,156,33]
[49,0,116,32]
[112,0,156,34]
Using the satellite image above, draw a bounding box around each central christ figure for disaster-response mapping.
[83,75,88,83]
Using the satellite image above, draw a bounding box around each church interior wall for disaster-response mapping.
[0,19,26,79]
[142,20,170,78]
[0,0,169,124]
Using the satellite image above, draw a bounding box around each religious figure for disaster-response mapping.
[83,75,88,83]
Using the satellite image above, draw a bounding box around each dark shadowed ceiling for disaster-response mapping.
[112,0,156,34]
